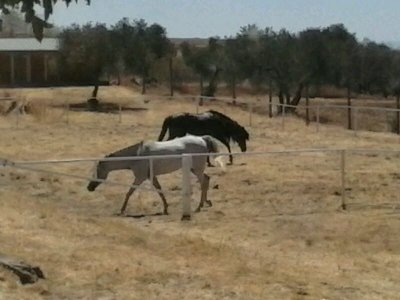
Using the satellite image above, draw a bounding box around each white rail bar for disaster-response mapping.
[3,148,400,167]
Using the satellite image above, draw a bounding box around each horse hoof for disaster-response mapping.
[163,211,169,215]
[206,200,213,207]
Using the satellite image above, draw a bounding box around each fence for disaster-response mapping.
[1,148,399,221]
[1,94,400,134]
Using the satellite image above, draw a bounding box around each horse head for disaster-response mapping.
[232,125,249,152]
[87,159,110,191]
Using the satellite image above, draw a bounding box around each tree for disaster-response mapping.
[0,0,90,41]
[58,23,117,106]
[112,18,171,94]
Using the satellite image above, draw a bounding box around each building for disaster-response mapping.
[0,11,60,87]
[0,38,59,86]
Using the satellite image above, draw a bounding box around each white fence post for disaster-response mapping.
[340,150,346,210]
[181,154,192,221]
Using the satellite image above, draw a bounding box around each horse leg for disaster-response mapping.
[119,177,143,215]
[195,173,210,212]
[151,176,169,215]
[220,139,233,165]
[225,143,233,165]
[207,156,215,167]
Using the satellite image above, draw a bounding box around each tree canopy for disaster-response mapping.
[0,0,90,41]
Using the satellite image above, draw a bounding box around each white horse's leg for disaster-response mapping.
[119,177,144,215]
[194,173,210,212]
[152,176,169,215]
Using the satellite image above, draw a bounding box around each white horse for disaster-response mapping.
[87,135,220,215]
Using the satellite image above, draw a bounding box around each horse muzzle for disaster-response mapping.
[87,181,99,192]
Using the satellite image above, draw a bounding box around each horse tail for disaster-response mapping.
[158,116,172,141]
[202,135,227,170]
[202,135,219,153]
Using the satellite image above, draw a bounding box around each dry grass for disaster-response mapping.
[0,86,400,299]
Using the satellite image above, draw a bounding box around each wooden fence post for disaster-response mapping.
[340,150,346,210]
[268,79,273,118]
[347,87,352,130]
[396,95,400,135]
[305,85,310,126]
[181,154,192,221]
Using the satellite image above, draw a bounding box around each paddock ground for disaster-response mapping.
[0,86,400,299]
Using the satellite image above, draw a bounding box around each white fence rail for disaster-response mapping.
[1,148,399,220]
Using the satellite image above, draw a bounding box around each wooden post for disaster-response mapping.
[353,107,358,136]
[340,150,346,210]
[281,104,286,130]
[169,57,174,97]
[316,104,320,133]
[181,154,192,221]
[396,95,400,135]
[268,78,273,118]
[305,84,310,126]
[347,87,352,130]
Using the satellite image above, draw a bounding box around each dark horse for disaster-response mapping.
[158,110,249,165]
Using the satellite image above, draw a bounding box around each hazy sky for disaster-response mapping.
[48,0,400,43]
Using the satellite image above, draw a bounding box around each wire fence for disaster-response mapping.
[1,93,400,134]
[1,148,399,220]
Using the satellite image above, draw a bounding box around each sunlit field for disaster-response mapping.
[0,86,400,299]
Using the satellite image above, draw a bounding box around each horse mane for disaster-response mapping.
[207,110,249,140]
[105,141,144,158]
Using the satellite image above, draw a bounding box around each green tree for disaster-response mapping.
[112,18,171,94]
[59,23,116,105]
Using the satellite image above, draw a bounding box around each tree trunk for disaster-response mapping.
[287,82,304,113]
[347,87,352,130]
[203,68,221,98]
[0,254,45,284]
[87,81,100,111]
[91,82,99,98]
[169,57,174,97]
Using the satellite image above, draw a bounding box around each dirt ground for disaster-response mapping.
[0,86,400,299]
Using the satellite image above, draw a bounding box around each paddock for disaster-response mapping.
[0,86,400,299]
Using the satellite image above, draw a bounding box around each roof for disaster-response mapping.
[0,38,59,52]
